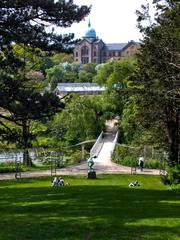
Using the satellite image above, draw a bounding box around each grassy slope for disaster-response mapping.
[0,174,179,240]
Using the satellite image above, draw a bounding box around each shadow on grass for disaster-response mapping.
[0,177,179,240]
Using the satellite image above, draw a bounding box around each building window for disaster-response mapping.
[81,46,89,56]
[81,57,89,64]
[109,52,112,57]
[76,52,78,57]
[81,46,89,64]
[94,51,97,57]
[118,51,121,56]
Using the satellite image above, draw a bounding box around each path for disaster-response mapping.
[0,163,160,181]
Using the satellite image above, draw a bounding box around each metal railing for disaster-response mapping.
[90,131,104,157]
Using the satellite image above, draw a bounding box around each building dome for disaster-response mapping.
[84,28,96,38]
[83,20,96,39]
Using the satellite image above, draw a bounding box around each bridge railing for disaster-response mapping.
[112,131,119,150]
[109,131,119,158]
[90,131,104,157]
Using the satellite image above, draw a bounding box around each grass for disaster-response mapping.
[0,174,179,240]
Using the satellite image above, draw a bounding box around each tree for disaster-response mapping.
[94,59,137,118]
[46,64,66,90]
[0,0,90,166]
[78,71,94,83]
[48,95,105,146]
[132,0,180,165]
[0,46,65,166]
[46,62,79,90]
[0,0,90,52]
[52,53,74,65]
[78,63,97,83]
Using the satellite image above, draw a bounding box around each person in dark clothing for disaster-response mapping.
[138,155,144,171]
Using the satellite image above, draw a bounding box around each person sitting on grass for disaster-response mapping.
[129,180,141,187]
[58,177,65,186]
[51,177,58,187]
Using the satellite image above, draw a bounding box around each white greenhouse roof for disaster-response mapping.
[56,82,105,93]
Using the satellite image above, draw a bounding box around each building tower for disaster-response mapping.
[74,21,106,64]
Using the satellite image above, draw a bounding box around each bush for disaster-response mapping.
[166,165,180,184]
[0,161,27,173]
[112,145,163,169]
[144,159,162,169]
[119,156,137,167]
[112,144,140,166]
[170,184,180,193]
[66,149,89,165]
[0,162,16,173]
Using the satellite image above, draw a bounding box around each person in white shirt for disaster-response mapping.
[51,177,58,187]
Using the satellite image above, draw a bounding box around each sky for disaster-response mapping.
[61,0,155,43]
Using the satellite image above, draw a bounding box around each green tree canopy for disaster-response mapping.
[0,0,90,51]
[132,0,180,165]
[93,59,137,118]
[48,95,105,146]
[52,53,74,65]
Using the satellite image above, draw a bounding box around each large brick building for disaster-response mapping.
[74,22,139,64]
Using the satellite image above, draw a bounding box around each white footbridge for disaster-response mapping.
[90,120,119,167]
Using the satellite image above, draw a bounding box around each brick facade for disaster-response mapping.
[74,25,140,64]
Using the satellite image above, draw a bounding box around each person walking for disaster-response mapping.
[138,155,144,171]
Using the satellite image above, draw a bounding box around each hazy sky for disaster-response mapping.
[61,0,154,43]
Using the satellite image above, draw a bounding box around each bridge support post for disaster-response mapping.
[81,144,85,161]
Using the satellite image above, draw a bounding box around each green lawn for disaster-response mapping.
[0,174,179,240]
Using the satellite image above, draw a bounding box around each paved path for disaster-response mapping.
[0,163,160,181]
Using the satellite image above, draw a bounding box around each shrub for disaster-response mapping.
[112,144,140,165]
[0,161,27,173]
[166,165,180,184]
[120,156,137,167]
[67,149,88,165]
[144,159,162,169]
[112,145,163,169]
[170,184,180,193]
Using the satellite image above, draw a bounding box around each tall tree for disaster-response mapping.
[0,0,90,166]
[133,0,180,165]
[94,59,137,117]
[0,0,90,51]
[48,95,105,146]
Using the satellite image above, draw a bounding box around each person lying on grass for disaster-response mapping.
[129,180,141,187]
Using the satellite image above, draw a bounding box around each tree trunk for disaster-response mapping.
[23,148,32,167]
[22,120,32,167]
[167,109,179,166]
